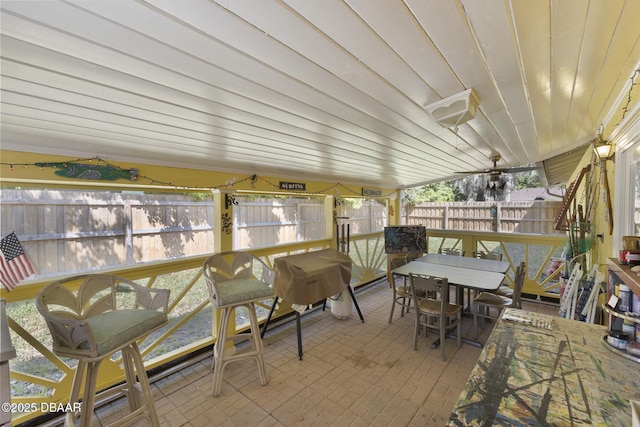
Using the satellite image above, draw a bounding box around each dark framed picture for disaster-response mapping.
[384,226,426,254]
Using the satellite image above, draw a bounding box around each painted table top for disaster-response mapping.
[448,308,640,426]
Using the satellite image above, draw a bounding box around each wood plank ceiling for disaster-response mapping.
[1,0,639,189]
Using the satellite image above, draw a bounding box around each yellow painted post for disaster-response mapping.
[217,191,234,253]
[326,195,336,249]
[462,235,475,258]
[212,191,236,352]
[387,192,401,226]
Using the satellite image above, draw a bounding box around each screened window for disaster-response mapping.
[613,136,640,251]
[632,163,640,235]
[233,195,326,249]
[335,198,387,235]
[0,188,214,278]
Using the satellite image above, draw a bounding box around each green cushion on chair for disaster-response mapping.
[85,309,167,356]
[213,278,273,308]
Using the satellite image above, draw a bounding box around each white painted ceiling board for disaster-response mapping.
[408,1,483,97]
[511,1,557,157]
[1,0,639,189]
[585,1,640,132]
[346,0,459,98]
[571,1,622,116]
[280,0,440,125]
[458,0,532,162]
[547,0,586,154]
[239,6,434,134]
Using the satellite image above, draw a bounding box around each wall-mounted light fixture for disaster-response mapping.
[592,129,614,235]
[593,137,614,161]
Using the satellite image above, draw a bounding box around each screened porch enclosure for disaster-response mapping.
[3,245,565,426]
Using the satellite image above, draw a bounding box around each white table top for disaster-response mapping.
[392,260,505,291]
[415,253,510,273]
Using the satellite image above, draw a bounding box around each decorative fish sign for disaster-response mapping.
[35,162,138,181]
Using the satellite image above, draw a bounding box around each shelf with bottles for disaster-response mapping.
[603,259,640,363]
[601,304,640,363]
[606,258,640,296]
[602,303,640,324]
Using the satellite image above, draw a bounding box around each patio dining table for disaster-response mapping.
[414,253,510,274]
[392,256,506,347]
[392,258,506,292]
[414,253,510,307]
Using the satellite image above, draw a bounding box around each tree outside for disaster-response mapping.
[404,171,543,205]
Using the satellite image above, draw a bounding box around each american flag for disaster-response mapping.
[0,232,36,291]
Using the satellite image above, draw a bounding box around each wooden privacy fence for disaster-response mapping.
[233,197,387,248]
[404,201,565,235]
[233,197,326,248]
[2,189,564,280]
[0,190,214,277]
[335,199,387,234]
[1,191,388,278]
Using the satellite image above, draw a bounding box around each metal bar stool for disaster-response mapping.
[35,274,170,427]
[203,251,275,396]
